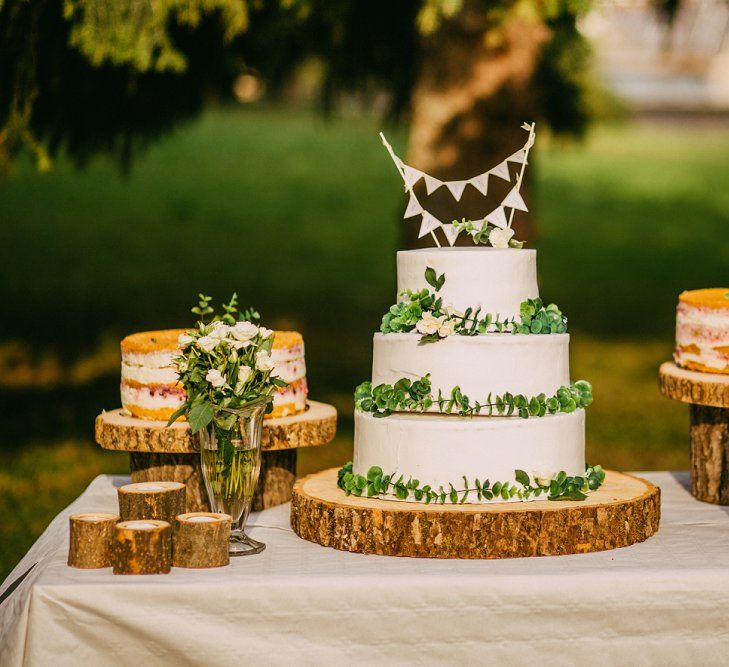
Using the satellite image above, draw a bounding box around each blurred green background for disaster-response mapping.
[2,108,728,578]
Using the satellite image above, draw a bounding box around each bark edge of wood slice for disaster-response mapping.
[68,513,119,568]
[173,512,231,568]
[659,361,729,408]
[290,468,660,559]
[95,401,337,453]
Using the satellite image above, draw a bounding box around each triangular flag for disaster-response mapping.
[445,180,468,201]
[403,165,424,188]
[441,223,460,246]
[506,148,527,164]
[424,174,442,195]
[404,192,424,218]
[470,218,485,231]
[521,122,532,131]
[418,211,441,238]
[503,187,528,212]
[469,172,489,196]
[489,161,511,181]
[485,206,508,229]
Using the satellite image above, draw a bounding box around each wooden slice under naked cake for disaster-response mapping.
[290,468,660,559]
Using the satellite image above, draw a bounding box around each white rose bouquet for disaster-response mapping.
[168,294,287,432]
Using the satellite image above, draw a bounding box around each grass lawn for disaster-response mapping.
[1,107,727,579]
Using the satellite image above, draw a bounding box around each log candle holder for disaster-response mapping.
[118,481,186,523]
[173,512,232,568]
[113,520,172,574]
[68,513,119,568]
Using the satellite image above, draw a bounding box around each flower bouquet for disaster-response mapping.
[169,294,286,556]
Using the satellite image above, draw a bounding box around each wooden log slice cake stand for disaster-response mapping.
[659,361,729,504]
[290,468,660,559]
[96,401,337,512]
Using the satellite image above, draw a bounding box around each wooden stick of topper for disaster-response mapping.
[113,520,172,575]
[118,481,186,523]
[173,513,232,568]
[506,122,536,230]
[68,513,119,568]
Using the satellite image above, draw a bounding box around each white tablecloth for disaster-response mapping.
[1,472,729,666]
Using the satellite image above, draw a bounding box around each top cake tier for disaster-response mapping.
[397,248,538,319]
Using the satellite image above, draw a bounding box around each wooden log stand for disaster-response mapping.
[659,361,729,504]
[118,481,186,523]
[96,401,337,512]
[68,513,119,568]
[112,520,172,575]
[173,513,231,568]
[290,468,660,559]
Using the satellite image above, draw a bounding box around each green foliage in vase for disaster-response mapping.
[168,293,287,432]
[380,268,567,342]
[355,375,593,418]
[337,462,606,503]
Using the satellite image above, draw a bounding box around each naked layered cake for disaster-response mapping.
[675,288,729,375]
[120,329,308,420]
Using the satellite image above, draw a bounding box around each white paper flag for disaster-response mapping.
[403,165,424,188]
[470,218,485,231]
[441,223,461,246]
[485,206,508,229]
[507,148,527,164]
[404,192,424,218]
[445,180,469,201]
[424,174,442,195]
[489,161,511,182]
[503,187,528,212]
[418,211,441,238]
[469,173,489,196]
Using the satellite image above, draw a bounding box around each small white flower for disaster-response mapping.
[209,321,231,340]
[533,470,555,488]
[237,365,253,384]
[175,359,188,373]
[197,335,219,353]
[205,369,226,388]
[415,311,444,336]
[438,319,457,338]
[259,327,274,340]
[229,339,252,350]
[177,333,195,348]
[231,321,260,342]
[489,226,515,249]
[442,305,463,319]
[255,350,276,372]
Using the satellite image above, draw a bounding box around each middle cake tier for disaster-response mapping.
[372,332,570,402]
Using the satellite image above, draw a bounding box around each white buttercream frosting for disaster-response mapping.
[353,409,586,503]
[372,332,570,403]
[397,248,539,319]
[122,350,176,369]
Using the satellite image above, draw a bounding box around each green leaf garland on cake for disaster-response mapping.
[337,462,606,503]
[380,267,567,342]
[355,375,592,418]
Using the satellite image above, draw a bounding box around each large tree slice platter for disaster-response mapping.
[290,468,660,559]
[659,361,729,504]
[95,401,337,512]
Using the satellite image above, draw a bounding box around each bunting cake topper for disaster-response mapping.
[380,122,536,248]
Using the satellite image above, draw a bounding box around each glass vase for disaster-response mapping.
[199,399,267,556]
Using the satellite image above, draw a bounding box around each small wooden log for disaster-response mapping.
[113,520,172,574]
[68,513,119,568]
[118,481,186,523]
[173,513,231,568]
[291,468,661,559]
[690,404,729,504]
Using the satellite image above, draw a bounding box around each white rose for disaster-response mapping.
[415,311,444,336]
[231,321,260,342]
[177,333,195,348]
[205,369,226,388]
[489,226,515,249]
[533,470,554,488]
[197,335,219,352]
[442,305,463,319]
[255,350,276,372]
[438,319,457,338]
[237,365,252,384]
[259,327,274,340]
[210,321,231,340]
[229,339,251,350]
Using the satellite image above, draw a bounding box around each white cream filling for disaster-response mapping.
[122,350,177,368]
[121,384,184,409]
[122,362,179,385]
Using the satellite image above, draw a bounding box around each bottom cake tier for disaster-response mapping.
[353,409,586,503]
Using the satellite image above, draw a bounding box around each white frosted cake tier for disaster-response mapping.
[353,409,585,503]
[397,247,538,319]
[372,332,570,402]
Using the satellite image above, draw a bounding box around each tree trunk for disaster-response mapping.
[405,2,549,248]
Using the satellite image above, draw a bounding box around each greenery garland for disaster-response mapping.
[337,462,606,503]
[355,375,592,419]
[380,267,567,343]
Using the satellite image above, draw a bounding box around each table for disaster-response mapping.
[2,472,729,666]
